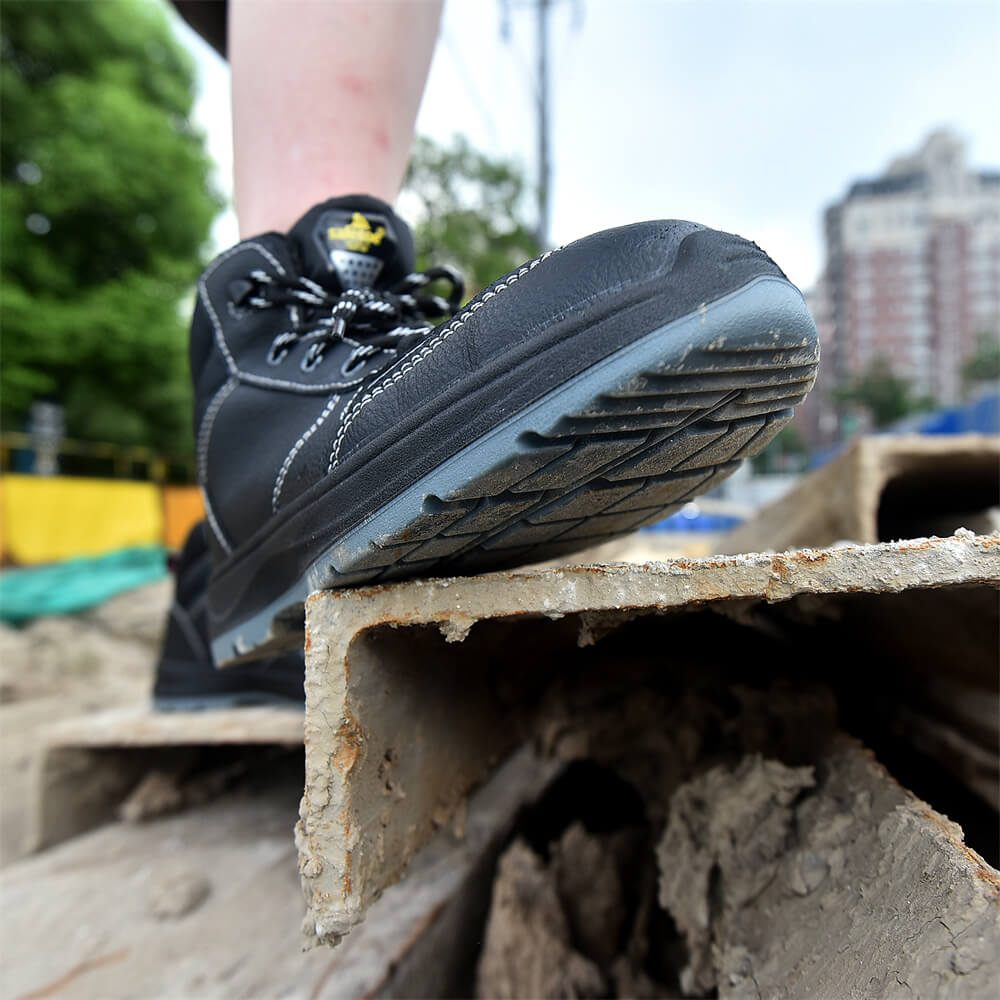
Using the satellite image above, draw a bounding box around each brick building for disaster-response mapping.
[808,130,999,446]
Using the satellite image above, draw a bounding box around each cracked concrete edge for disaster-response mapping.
[297,533,1000,945]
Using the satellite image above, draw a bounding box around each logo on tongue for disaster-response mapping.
[318,210,394,288]
[326,212,386,253]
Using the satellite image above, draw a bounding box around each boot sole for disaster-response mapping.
[211,276,819,664]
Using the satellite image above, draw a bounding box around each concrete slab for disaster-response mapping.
[299,531,1000,946]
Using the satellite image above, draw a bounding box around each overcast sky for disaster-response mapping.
[171,0,1000,291]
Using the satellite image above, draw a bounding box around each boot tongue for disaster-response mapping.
[287,195,415,292]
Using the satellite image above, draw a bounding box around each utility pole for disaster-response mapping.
[501,0,580,249]
[536,0,551,248]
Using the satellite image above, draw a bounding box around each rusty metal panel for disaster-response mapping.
[299,532,1000,946]
[721,433,999,553]
[30,706,303,850]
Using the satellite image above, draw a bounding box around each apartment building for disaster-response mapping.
[820,130,999,423]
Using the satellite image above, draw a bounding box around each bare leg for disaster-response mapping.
[230,0,443,236]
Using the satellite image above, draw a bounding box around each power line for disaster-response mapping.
[443,27,501,153]
[537,0,550,247]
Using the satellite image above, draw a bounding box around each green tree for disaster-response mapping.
[751,423,809,473]
[833,356,935,429]
[1,0,220,457]
[402,135,541,296]
[961,331,1000,389]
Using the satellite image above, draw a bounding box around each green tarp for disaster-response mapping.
[0,546,169,623]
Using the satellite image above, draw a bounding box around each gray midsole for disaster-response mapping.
[212,276,811,664]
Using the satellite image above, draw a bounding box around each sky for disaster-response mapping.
[170,0,1000,292]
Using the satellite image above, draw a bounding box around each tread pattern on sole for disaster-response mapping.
[334,340,818,582]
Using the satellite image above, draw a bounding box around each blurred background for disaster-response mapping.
[1,0,998,583]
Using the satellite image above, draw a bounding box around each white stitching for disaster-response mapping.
[197,377,237,487]
[199,241,287,374]
[196,377,238,553]
[272,395,340,513]
[238,370,363,393]
[326,246,561,473]
[326,383,365,472]
[202,487,233,555]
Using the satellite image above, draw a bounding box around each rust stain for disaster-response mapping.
[332,715,363,776]
[790,549,833,565]
[897,538,938,553]
[693,557,741,571]
[342,850,353,901]
[770,555,794,581]
[917,807,1000,898]
[20,949,129,999]
[551,563,617,577]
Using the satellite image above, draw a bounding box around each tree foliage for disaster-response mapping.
[1,0,220,455]
[832,356,935,429]
[403,135,541,296]
[751,423,808,473]
[961,331,1000,388]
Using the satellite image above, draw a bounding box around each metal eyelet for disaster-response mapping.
[267,338,290,366]
[300,344,324,372]
[340,353,367,377]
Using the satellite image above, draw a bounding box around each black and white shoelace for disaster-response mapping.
[233,266,464,374]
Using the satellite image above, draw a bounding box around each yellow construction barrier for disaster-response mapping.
[0,475,164,565]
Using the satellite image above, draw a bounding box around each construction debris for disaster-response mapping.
[658,739,999,999]
[474,657,999,1000]
[476,839,607,999]
[299,532,999,946]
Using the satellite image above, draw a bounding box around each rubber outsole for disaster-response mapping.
[212,276,819,664]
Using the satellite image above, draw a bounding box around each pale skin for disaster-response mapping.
[229,0,444,237]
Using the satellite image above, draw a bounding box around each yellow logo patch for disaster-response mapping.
[327,213,387,253]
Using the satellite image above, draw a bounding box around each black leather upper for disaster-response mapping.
[190,199,786,556]
[152,522,304,702]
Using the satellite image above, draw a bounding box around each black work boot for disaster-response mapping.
[192,195,819,663]
[152,522,303,709]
